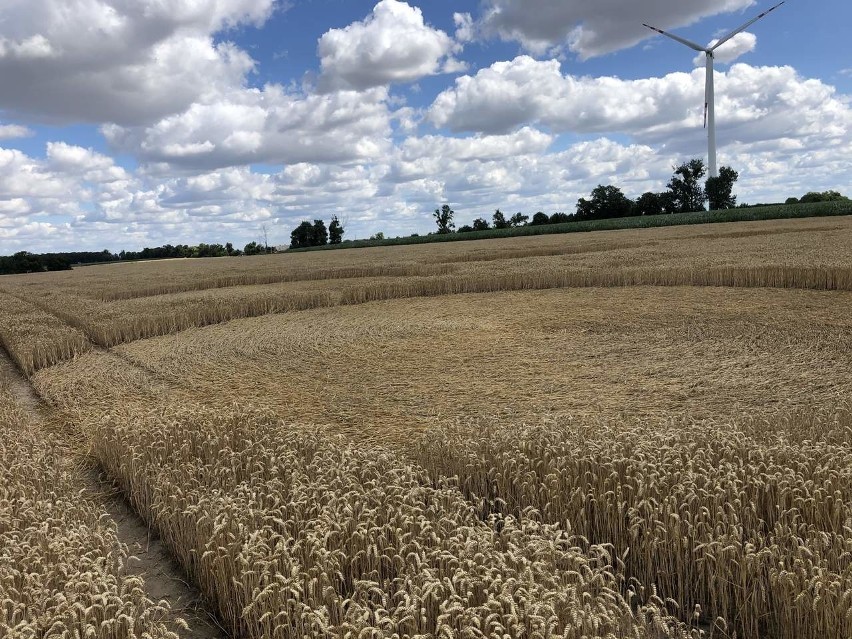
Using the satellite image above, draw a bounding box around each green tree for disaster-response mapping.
[492,209,510,229]
[472,217,491,231]
[244,240,266,255]
[433,204,455,234]
[329,216,344,244]
[549,212,572,224]
[311,219,328,246]
[509,212,529,227]
[289,221,314,249]
[457,224,474,233]
[800,190,849,203]
[576,185,633,221]
[530,212,550,226]
[634,192,665,216]
[705,166,739,210]
[667,159,707,213]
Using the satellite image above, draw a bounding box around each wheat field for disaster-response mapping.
[0,361,179,638]
[2,216,852,638]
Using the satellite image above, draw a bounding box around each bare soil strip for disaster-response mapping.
[0,346,228,639]
[86,469,230,639]
[0,344,43,417]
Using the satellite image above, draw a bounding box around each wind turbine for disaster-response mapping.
[643,1,785,178]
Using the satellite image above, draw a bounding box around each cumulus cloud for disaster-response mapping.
[0,124,33,139]
[428,56,852,159]
[0,0,274,125]
[318,0,463,91]
[103,86,393,170]
[388,127,554,183]
[692,32,757,66]
[474,0,757,58]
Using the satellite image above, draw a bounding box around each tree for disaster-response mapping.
[509,212,529,227]
[549,212,572,224]
[472,217,491,231]
[370,231,385,240]
[667,159,707,213]
[634,192,666,216]
[530,212,550,226]
[800,190,849,203]
[705,166,739,210]
[576,185,633,221]
[433,204,455,234]
[457,224,474,233]
[311,219,328,246]
[289,221,314,249]
[244,240,266,255]
[492,209,510,229]
[329,216,344,244]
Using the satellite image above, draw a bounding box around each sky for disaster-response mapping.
[0,0,850,252]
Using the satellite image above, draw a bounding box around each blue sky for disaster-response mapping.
[1,0,850,252]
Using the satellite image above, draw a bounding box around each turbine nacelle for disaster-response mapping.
[643,1,786,179]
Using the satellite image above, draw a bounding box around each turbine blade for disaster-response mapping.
[643,23,707,52]
[711,1,785,51]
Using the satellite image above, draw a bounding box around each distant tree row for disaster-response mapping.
[117,242,252,260]
[290,216,344,249]
[442,159,744,234]
[0,252,72,275]
[1,240,281,274]
[786,191,850,205]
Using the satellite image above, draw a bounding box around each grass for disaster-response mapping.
[291,200,852,251]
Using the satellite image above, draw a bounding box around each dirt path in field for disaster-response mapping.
[0,345,44,418]
[0,346,228,639]
[85,470,229,639]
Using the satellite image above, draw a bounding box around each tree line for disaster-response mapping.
[435,159,736,234]
[433,161,849,236]
[0,241,278,275]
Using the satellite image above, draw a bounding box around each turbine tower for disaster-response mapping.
[643,1,785,178]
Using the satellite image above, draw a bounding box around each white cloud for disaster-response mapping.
[388,127,554,183]
[317,0,463,91]
[692,32,757,66]
[0,0,274,125]
[103,86,393,170]
[0,124,33,139]
[0,1,849,253]
[474,0,757,58]
[454,13,476,43]
[429,57,852,160]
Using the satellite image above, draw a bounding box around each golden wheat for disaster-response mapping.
[1,215,850,362]
[7,215,852,639]
[409,412,852,639]
[0,291,91,375]
[0,373,176,638]
[90,405,692,639]
[111,286,852,438]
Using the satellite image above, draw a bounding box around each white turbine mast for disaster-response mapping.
[643,1,785,178]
